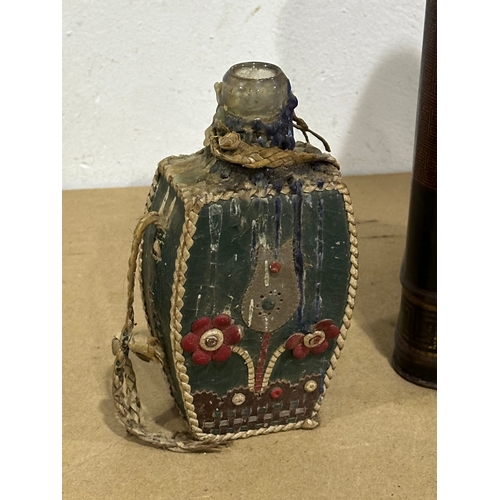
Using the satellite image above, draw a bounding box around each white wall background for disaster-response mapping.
[62,0,425,189]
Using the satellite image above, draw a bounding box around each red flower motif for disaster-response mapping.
[285,319,340,359]
[181,314,243,366]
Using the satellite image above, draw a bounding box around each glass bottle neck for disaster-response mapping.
[213,62,298,150]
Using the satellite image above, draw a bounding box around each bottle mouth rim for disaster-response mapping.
[228,61,283,81]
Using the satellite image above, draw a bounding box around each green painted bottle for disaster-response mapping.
[114,62,358,449]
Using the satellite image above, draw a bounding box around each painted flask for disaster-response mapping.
[116,62,358,449]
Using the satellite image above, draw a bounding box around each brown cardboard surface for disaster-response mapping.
[62,173,436,500]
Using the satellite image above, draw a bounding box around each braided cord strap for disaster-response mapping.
[206,120,340,170]
[111,211,223,452]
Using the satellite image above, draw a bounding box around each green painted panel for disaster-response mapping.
[141,178,186,415]
[180,187,350,396]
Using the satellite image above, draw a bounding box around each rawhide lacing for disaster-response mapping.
[111,211,225,452]
[206,117,340,170]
